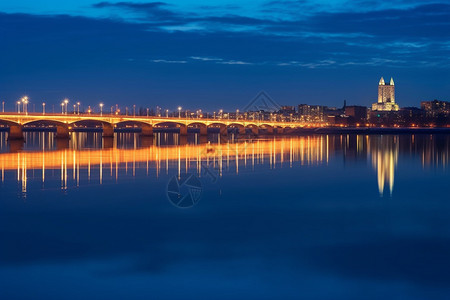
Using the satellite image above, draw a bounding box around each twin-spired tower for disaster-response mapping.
[372,77,399,111]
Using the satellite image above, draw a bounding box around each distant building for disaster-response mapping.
[279,106,296,116]
[345,106,367,124]
[298,104,325,123]
[372,77,399,112]
[421,100,450,117]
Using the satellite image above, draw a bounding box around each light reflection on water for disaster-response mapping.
[1,132,450,299]
[0,132,449,198]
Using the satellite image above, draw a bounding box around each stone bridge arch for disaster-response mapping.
[187,122,208,136]
[154,121,187,135]
[208,123,228,135]
[246,124,259,136]
[23,119,71,139]
[259,124,274,135]
[228,123,246,135]
[71,119,115,138]
[115,120,153,136]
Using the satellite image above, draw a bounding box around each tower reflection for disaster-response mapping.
[369,135,398,196]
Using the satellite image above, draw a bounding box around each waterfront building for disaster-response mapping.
[298,104,326,123]
[345,106,368,124]
[372,77,399,112]
[421,100,450,117]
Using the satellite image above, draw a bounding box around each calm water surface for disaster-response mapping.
[0,132,449,300]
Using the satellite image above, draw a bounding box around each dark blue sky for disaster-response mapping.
[0,0,449,112]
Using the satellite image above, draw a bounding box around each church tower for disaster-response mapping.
[372,77,399,111]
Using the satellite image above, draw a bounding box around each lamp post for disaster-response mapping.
[61,102,64,114]
[2,101,4,112]
[21,96,28,115]
[64,99,69,114]
[178,106,182,119]
[100,103,104,116]
[146,108,149,117]
[17,101,21,113]
[166,109,169,118]
[42,102,45,115]
[236,109,239,120]
[77,102,80,114]
[88,106,91,115]
[73,104,76,114]
[133,105,136,116]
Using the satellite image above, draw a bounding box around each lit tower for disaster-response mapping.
[372,77,399,111]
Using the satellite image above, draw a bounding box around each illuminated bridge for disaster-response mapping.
[0,112,305,139]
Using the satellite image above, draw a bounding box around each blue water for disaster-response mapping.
[0,133,449,300]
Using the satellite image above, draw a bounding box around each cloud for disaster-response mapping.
[93,1,178,21]
[216,60,253,65]
[150,59,187,64]
[190,56,223,62]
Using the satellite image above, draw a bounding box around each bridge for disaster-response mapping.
[0,112,305,140]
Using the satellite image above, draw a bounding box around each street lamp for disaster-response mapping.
[178,106,182,118]
[24,98,29,115]
[42,102,45,115]
[2,101,4,113]
[64,98,69,114]
[133,105,136,116]
[61,102,65,114]
[21,96,28,115]
[166,109,169,118]
[99,103,104,116]
[73,104,76,114]
[17,101,21,113]
[77,102,80,114]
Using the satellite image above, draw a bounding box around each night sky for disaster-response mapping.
[1,0,449,112]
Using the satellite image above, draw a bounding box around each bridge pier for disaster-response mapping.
[102,124,114,138]
[248,126,259,136]
[140,125,153,137]
[9,139,24,152]
[276,127,284,134]
[263,126,274,135]
[179,125,188,136]
[219,125,228,136]
[56,138,69,149]
[139,136,153,148]
[102,137,114,149]
[8,125,24,140]
[238,126,246,135]
[55,125,70,139]
[199,125,208,136]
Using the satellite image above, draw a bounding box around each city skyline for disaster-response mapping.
[1,1,449,110]
[0,76,445,114]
